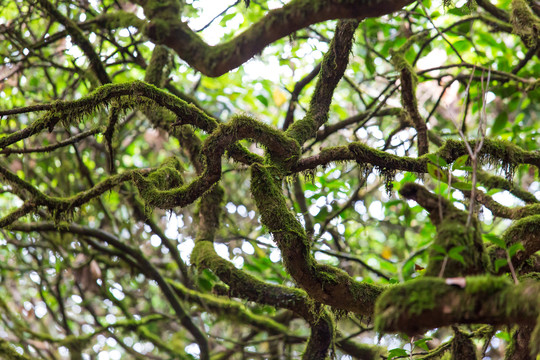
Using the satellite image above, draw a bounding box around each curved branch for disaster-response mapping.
[251,164,383,315]
[143,0,415,77]
[286,19,358,145]
[133,115,299,209]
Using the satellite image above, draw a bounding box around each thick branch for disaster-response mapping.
[375,276,540,335]
[143,0,414,77]
[250,164,383,315]
[133,115,299,209]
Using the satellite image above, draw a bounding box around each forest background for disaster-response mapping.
[0,0,540,359]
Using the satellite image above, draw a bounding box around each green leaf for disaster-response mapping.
[427,162,448,182]
[387,348,408,359]
[494,258,508,272]
[432,244,447,254]
[491,111,508,135]
[483,234,506,249]
[426,154,448,167]
[508,243,525,257]
[452,181,472,191]
[448,245,466,265]
[221,13,236,24]
[256,94,268,107]
[495,330,511,342]
[452,155,469,170]
[413,337,433,351]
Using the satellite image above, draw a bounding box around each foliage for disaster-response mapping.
[0,0,539,359]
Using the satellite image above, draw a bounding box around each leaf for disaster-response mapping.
[495,331,511,342]
[387,348,408,359]
[413,337,432,351]
[508,243,525,257]
[432,244,447,254]
[272,88,288,107]
[452,155,469,170]
[426,154,448,167]
[256,94,268,107]
[427,162,448,183]
[483,234,506,249]
[491,111,508,135]
[221,13,236,24]
[381,246,392,260]
[365,52,376,75]
[494,258,508,272]
[452,181,472,191]
[448,245,466,265]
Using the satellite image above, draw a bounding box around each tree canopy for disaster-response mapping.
[1,0,539,359]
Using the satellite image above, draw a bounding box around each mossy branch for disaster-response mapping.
[375,276,540,338]
[293,138,540,179]
[477,170,538,204]
[167,279,290,334]
[399,183,487,277]
[250,163,383,315]
[134,115,299,209]
[286,19,358,145]
[193,186,334,359]
[0,81,217,149]
[141,0,414,77]
[391,33,430,155]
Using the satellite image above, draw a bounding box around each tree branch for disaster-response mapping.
[141,0,415,77]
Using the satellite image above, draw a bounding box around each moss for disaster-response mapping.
[375,277,450,332]
[426,216,486,277]
[463,275,511,294]
[101,11,145,30]
[142,0,182,40]
[144,45,171,87]
[531,315,540,357]
[450,329,477,360]
[167,279,290,334]
[510,0,540,47]
[514,204,540,218]
[477,171,539,204]
[146,157,184,190]
[520,272,540,282]
[503,214,540,246]
[438,138,525,181]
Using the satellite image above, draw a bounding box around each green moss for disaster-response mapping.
[147,157,184,190]
[477,171,539,204]
[503,214,540,245]
[463,275,511,294]
[426,216,487,277]
[511,0,540,47]
[531,314,540,357]
[101,11,145,30]
[144,45,171,87]
[167,279,289,334]
[438,138,525,181]
[374,277,450,332]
